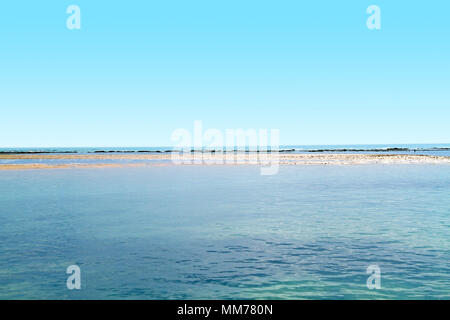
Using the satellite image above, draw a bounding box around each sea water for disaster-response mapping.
[0,165,449,299]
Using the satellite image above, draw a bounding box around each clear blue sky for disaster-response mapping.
[1,0,449,147]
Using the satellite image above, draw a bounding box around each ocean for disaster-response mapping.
[0,164,449,299]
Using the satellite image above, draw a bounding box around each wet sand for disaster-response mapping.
[1,153,449,170]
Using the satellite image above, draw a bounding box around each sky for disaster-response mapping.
[0,0,449,147]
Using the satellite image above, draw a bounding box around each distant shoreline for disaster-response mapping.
[1,147,450,155]
[1,153,449,170]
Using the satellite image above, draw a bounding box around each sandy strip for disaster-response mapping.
[0,153,449,170]
[0,163,161,170]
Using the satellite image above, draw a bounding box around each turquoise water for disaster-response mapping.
[0,165,449,299]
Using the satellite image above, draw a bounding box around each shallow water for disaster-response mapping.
[0,165,449,299]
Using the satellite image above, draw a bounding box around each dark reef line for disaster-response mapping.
[1,147,450,155]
